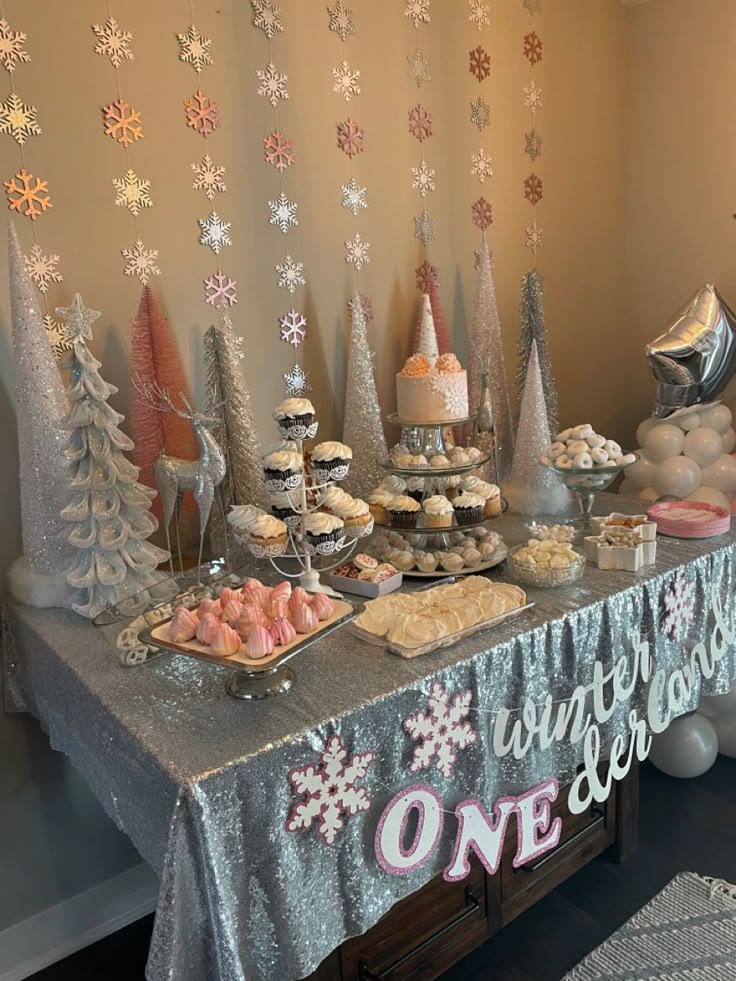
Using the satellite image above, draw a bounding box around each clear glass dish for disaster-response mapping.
[507,544,586,588]
[540,454,638,534]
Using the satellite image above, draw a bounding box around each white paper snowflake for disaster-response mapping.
[279,309,307,348]
[662,570,695,639]
[524,0,541,15]
[256,62,289,107]
[0,93,40,146]
[204,271,238,306]
[112,169,152,217]
[276,254,306,294]
[525,220,543,253]
[43,315,72,361]
[25,244,62,293]
[284,363,312,397]
[341,178,367,216]
[471,147,493,183]
[405,0,431,28]
[411,161,435,197]
[414,209,437,246]
[191,154,226,200]
[121,240,161,285]
[407,49,431,87]
[332,61,361,102]
[0,18,30,73]
[198,212,232,255]
[286,733,374,846]
[403,683,477,779]
[468,0,490,30]
[92,17,133,68]
[251,0,283,39]
[327,1,354,41]
[177,25,213,73]
[524,80,543,112]
[470,95,490,131]
[268,193,298,234]
[345,233,370,271]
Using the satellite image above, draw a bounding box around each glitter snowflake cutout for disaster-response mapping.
[327,1,354,41]
[348,293,374,323]
[204,271,238,307]
[268,193,298,234]
[0,18,30,73]
[177,25,213,73]
[199,212,232,255]
[191,154,226,200]
[416,260,438,292]
[185,91,220,136]
[92,17,133,68]
[524,0,541,15]
[408,104,432,142]
[43,315,72,362]
[524,31,543,65]
[0,93,40,146]
[276,255,306,294]
[264,131,295,171]
[284,363,312,397]
[112,169,152,217]
[279,309,308,348]
[411,161,435,197]
[251,0,283,39]
[662,570,695,639]
[336,118,364,159]
[407,49,431,87]
[414,209,437,246]
[25,244,62,293]
[472,196,492,231]
[469,45,491,82]
[470,96,490,131]
[257,62,289,107]
[345,233,370,271]
[524,80,543,112]
[525,129,543,161]
[5,168,51,221]
[524,173,543,205]
[341,178,367,216]
[285,733,374,847]
[471,147,493,183]
[332,61,361,102]
[103,100,143,147]
[468,0,490,30]
[405,0,431,28]
[526,220,543,253]
[403,683,477,780]
[121,240,160,285]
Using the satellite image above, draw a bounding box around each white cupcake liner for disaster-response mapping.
[264,472,303,494]
[313,462,350,483]
[278,420,319,441]
[247,539,288,559]
[303,533,348,557]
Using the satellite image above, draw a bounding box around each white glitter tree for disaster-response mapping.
[416,292,439,366]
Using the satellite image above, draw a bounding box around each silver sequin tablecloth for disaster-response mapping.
[4,496,736,981]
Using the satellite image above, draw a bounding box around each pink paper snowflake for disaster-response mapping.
[523,31,543,65]
[336,118,364,158]
[469,45,491,81]
[185,91,221,136]
[415,260,438,292]
[204,271,238,306]
[662,570,695,639]
[524,173,543,205]
[408,104,432,142]
[264,130,294,171]
[285,733,374,846]
[348,293,374,323]
[472,196,492,230]
[403,683,477,779]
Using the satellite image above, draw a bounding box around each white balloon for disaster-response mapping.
[682,427,723,467]
[700,454,736,493]
[723,428,736,454]
[644,424,684,462]
[712,716,736,758]
[652,456,701,498]
[686,486,731,510]
[637,486,659,501]
[699,404,733,435]
[699,685,736,719]
[624,453,657,490]
[636,417,655,447]
[679,411,702,432]
[649,713,718,778]
[619,476,639,496]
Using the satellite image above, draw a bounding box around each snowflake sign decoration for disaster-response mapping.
[471,148,493,183]
[345,233,370,271]
[5,168,51,220]
[408,104,432,142]
[284,363,312,397]
[191,154,226,200]
[524,173,543,205]
[177,26,213,73]
[336,119,364,158]
[468,0,490,30]
[341,178,367,215]
[103,100,143,147]
[470,96,490,131]
[662,571,695,639]
[327,1,354,41]
[199,212,232,254]
[113,170,152,216]
[405,0,431,28]
[0,93,41,146]
[523,31,543,65]
[332,61,361,102]
[403,683,477,780]
[252,0,283,39]
[276,255,306,294]
[286,734,374,846]
[264,131,295,171]
[472,196,492,231]
[279,309,307,348]
[92,17,133,68]
[0,18,30,73]
[469,46,491,82]
[185,91,220,136]
[204,271,238,307]
[411,161,435,197]
[268,193,298,233]
[121,240,160,285]
[414,209,437,246]
[25,244,62,293]
[257,62,289,107]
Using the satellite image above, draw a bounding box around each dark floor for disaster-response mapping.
[30,756,736,981]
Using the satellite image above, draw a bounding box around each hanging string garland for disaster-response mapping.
[467,3,492,238]
[522,0,543,261]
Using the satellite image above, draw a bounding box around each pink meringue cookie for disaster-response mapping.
[292,603,319,635]
[197,597,222,619]
[289,587,309,615]
[271,581,292,603]
[310,593,335,622]
[246,625,275,660]
[271,616,297,647]
[251,587,272,611]
[221,598,243,625]
[219,586,241,608]
[241,578,263,596]
[269,598,290,621]
[196,612,219,645]
[169,606,199,643]
[235,605,270,638]
[210,623,241,658]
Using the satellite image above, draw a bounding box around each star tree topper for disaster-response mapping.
[56,293,101,343]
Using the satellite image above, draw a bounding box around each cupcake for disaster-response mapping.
[368,488,393,526]
[248,514,288,553]
[311,441,353,481]
[320,485,351,515]
[423,495,454,528]
[211,623,241,658]
[452,492,484,526]
[303,512,346,552]
[332,495,372,533]
[270,491,300,527]
[386,495,422,529]
[380,475,408,495]
[462,477,501,518]
[272,398,316,440]
[263,448,303,490]
[484,484,502,517]
[406,477,426,503]
[227,504,266,539]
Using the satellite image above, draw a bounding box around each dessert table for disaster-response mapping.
[4,494,736,981]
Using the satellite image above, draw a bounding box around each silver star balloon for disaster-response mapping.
[56,292,101,342]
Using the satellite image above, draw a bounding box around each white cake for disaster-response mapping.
[396,353,469,424]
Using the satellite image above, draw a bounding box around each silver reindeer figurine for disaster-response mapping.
[134,378,226,576]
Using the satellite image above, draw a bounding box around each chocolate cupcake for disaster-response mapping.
[452,492,484,526]
[269,491,300,528]
[303,512,346,553]
[272,398,317,440]
[262,448,303,492]
[311,441,353,482]
[386,495,422,529]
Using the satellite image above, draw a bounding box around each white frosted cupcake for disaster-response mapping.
[227,504,266,535]
[423,495,454,528]
[331,494,372,532]
[320,485,351,514]
[263,448,303,489]
[303,511,345,550]
[452,492,484,526]
[368,488,393,525]
[311,441,353,481]
[249,514,288,551]
[273,398,316,440]
[380,474,407,495]
[386,495,422,529]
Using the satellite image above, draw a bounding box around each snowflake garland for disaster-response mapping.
[404,0,431,28]
[348,292,374,323]
[414,209,437,246]
[524,0,542,15]
[121,240,160,285]
[279,309,308,348]
[407,49,431,88]
[327,1,354,42]
[526,220,543,253]
[251,0,284,39]
[204,271,238,306]
[0,93,41,146]
[285,733,374,846]
[276,255,306,294]
[336,118,364,158]
[408,104,433,143]
[468,0,490,30]
[25,244,62,293]
[177,25,213,73]
[284,363,312,397]
[471,147,493,183]
[92,17,133,68]
[112,169,152,216]
[264,131,295,171]
[403,683,477,780]
[332,61,361,102]
[662,571,695,639]
[199,212,232,255]
[472,196,492,231]
[525,129,543,161]
[0,18,30,73]
[191,154,226,200]
[469,45,491,82]
[524,173,543,205]
[470,96,490,131]
[268,193,298,233]
[102,100,143,147]
[411,161,435,197]
[257,62,289,107]
[185,91,220,136]
[524,80,543,113]
[524,31,543,65]
[5,168,51,221]
[341,178,367,216]
[415,260,438,292]
[345,233,370,271]
[43,315,72,362]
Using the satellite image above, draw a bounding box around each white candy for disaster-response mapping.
[591,447,609,465]
[549,442,567,459]
[586,434,606,449]
[619,452,637,466]
[557,428,573,442]
[572,452,594,469]
[572,424,594,440]
[567,440,589,456]
[602,459,618,468]
[603,440,621,457]
[555,455,573,469]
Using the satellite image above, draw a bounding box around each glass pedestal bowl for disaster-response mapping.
[540,454,638,535]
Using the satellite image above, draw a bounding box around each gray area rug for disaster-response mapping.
[564,872,736,980]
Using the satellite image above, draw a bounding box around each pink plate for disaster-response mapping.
[646,500,731,539]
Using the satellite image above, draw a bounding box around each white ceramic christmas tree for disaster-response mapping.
[416,293,439,367]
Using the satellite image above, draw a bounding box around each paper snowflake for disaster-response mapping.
[264,131,295,171]
[526,220,543,253]
[112,169,152,216]
[403,683,477,780]
[407,49,431,87]
[336,118,364,158]
[348,293,374,323]
[524,173,543,205]
[405,0,431,28]
[177,25,213,73]
[341,178,367,215]
[257,62,289,107]
[43,315,72,361]
[5,168,51,221]
[524,0,541,15]
[185,91,220,136]
[469,45,491,81]
[411,161,435,197]
[416,260,438,292]
[524,80,543,112]
[191,154,226,200]
[408,104,432,142]
[662,571,695,639]
[25,244,63,293]
[92,17,133,68]
[268,193,298,233]
[468,0,490,30]
[276,254,306,294]
[524,31,543,65]
[199,212,232,255]
[56,294,101,343]
[345,233,370,271]
[327,1,354,41]
[284,363,312,397]
[0,18,30,73]
[103,100,143,147]
[414,209,437,246]
[472,196,492,231]
[121,240,160,285]
[0,93,40,146]
[525,129,543,161]
[204,271,238,306]
[332,61,361,102]
[251,0,284,38]
[279,309,307,348]
[471,148,493,183]
[470,96,490,131]
[286,734,374,847]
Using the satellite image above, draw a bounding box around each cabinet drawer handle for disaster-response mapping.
[357,887,481,980]
[516,806,605,874]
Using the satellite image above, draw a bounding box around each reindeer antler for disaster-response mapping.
[132,373,192,418]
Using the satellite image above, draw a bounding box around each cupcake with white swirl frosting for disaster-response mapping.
[423,494,454,528]
[330,494,372,532]
[262,448,303,489]
[303,511,346,551]
[311,441,353,482]
[272,398,316,440]
[249,514,288,552]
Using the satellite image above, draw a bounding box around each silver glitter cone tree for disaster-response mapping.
[469,235,514,482]
[57,294,170,619]
[342,290,388,498]
[8,221,76,576]
[516,270,559,436]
